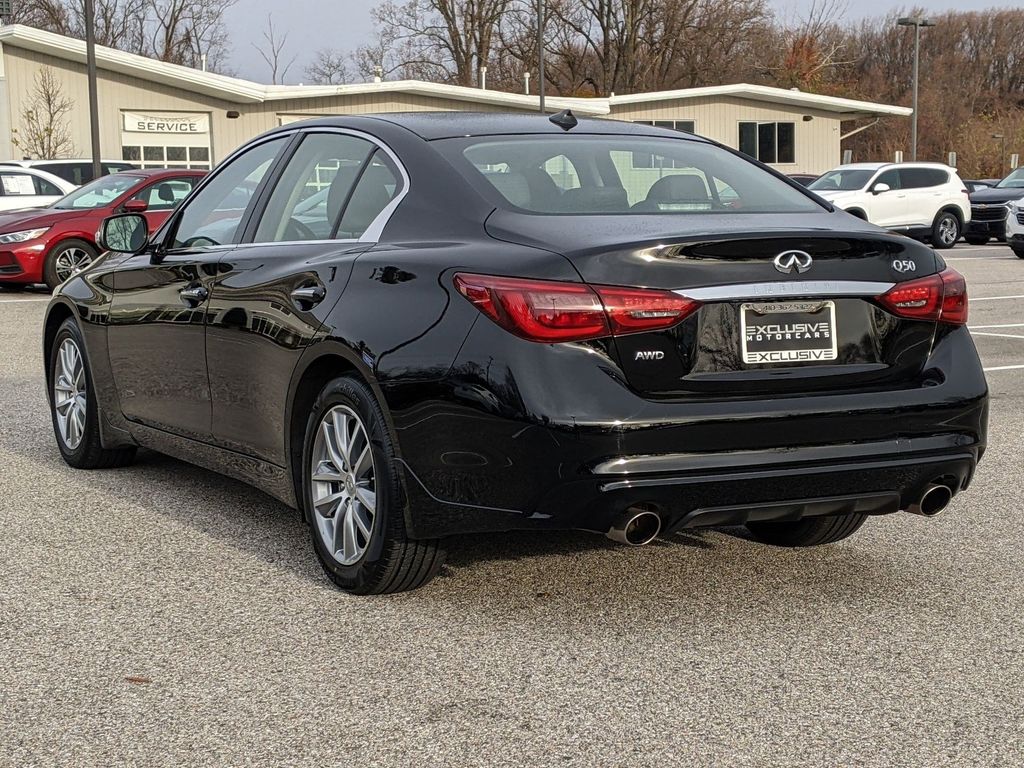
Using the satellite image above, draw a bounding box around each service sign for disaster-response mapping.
[122,112,210,134]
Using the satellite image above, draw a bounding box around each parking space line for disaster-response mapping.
[0,297,49,304]
[972,332,1024,340]
[984,364,1024,372]
[972,294,1024,302]
[972,323,1024,328]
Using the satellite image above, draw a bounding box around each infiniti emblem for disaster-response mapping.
[773,250,813,274]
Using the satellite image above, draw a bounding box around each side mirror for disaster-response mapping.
[123,198,148,213]
[872,182,891,194]
[99,213,149,254]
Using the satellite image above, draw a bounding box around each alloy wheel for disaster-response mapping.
[938,216,959,246]
[310,405,377,566]
[53,338,87,450]
[53,247,92,283]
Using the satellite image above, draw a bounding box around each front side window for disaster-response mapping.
[443,135,821,215]
[51,174,141,209]
[738,122,795,164]
[808,169,876,192]
[171,137,288,248]
[131,178,197,211]
[253,133,376,243]
[874,169,902,190]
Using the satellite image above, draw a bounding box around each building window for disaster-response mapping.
[738,122,795,164]
[632,120,697,168]
[121,145,211,171]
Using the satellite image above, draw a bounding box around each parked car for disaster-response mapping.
[808,162,970,249]
[0,159,138,186]
[44,115,988,594]
[1005,200,1024,258]
[0,169,204,289]
[786,173,819,186]
[0,166,76,211]
[964,168,1024,244]
[964,179,997,192]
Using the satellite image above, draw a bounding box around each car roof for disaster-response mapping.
[276,112,713,142]
[828,162,955,171]
[0,164,75,187]
[114,168,207,179]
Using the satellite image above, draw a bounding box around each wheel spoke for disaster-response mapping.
[342,507,358,562]
[313,489,347,511]
[311,460,345,484]
[354,485,376,513]
[320,419,346,473]
[332,409,351,466]
[352,443,372,481]
[352,504,373,540]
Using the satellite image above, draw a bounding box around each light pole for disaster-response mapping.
[992,133,1006,177]
[84,0,102,178]
[897,16,935,162]
[537,0,545,113]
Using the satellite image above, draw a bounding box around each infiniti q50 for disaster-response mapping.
[43,113,988,594]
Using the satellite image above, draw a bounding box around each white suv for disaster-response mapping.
[808,162,971,249]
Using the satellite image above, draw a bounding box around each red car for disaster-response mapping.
[0,168,205,289]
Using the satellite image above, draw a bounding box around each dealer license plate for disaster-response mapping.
[740,301,837,365]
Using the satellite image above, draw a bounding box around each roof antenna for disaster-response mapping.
[549,109,578,131]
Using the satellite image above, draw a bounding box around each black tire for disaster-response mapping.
[48,318,137,469]
[746,513,867,547]
[43,239,98,290]
[302,375,445,595]
[1013,248,1024,260]
[931,211,960,249]
[964,235,989,246]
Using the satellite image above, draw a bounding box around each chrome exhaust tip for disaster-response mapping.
[606,509,662,546]
[908,483,953,517]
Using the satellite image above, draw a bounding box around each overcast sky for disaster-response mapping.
[222,0,1011,83]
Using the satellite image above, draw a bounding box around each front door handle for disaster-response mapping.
[179,285,208,306]
[291,283,326,309]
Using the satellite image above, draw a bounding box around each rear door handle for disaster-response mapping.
[179,285,208,306]
[290,283,326,309]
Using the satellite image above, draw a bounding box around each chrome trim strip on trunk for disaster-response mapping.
[677,280,894,302]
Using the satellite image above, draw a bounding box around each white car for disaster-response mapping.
[1005,200,1024,259]
[0,166,77,212]
[808,162,971,249]
[0,158,137,186]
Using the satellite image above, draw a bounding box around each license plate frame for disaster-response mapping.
[740,300,838,365]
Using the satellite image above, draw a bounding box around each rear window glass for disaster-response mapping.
[439,135,821,215]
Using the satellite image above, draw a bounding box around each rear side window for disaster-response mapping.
[42,162,92,185]
[442,135,821,215]
[253,132,376,243]
[901,168,949,188]
[0,172,41,196]
[337,152,402,238]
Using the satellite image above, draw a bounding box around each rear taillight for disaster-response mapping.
[453,273,701,342]
[875,267,968,325]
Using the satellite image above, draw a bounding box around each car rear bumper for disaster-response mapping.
[389,325,988,539]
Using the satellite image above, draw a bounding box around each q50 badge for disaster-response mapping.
[892,259,916,273]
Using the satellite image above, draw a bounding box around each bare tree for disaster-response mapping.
[305,48,352,85]
[11,67,76,159]
[358,0,513,85]
[253,14,297,84]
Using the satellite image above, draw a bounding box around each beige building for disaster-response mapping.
[0,25,911,175]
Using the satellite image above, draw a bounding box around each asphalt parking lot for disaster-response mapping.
[1,243,1023,767]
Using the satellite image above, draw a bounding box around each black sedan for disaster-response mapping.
[43,113,989,594]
